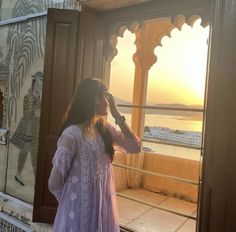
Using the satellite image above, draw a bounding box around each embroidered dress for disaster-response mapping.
[48,124,141,232]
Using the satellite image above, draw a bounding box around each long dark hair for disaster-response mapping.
[61,78,114,161]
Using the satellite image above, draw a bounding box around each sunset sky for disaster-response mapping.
[109,19,210,106]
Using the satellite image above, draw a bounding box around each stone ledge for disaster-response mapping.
[0,192,53,232]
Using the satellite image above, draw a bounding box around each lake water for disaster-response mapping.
[108,113,203,160]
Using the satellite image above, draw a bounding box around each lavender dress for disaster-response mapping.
[48,124,141,232]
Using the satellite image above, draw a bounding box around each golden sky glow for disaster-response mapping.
[109,19,209,106]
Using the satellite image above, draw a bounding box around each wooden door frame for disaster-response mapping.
[33,8,107,223]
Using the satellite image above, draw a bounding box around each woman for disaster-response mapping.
[48,78,141,232]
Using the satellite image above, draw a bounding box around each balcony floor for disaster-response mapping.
[117,188,197,232]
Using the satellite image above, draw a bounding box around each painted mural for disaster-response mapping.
[0,0,79,203]
[10,71,42,186]
[0,0,80,21]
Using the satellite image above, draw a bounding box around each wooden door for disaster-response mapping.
[199,0,236,231]
[33,8,105,223]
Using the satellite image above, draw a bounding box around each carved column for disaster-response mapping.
[127,18,176,188]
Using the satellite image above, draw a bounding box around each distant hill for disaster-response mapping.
[114,97,131,105]
[114,97,203,120]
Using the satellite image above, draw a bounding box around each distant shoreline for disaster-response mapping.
[115,97,203,121]
[118,108,203,121]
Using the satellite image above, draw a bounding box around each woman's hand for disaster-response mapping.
[104,92,121,119]
[104,92,138,141]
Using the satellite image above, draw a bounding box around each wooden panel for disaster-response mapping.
[33,9,106,224]
[76,12,105,81]
[206,188,236,232]
[199,0,236,230]
[33,9,80,223]
[48,23,73,135]
[208,189,226,232]
[43,152,55,206]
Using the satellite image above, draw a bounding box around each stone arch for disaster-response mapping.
[106,14,210,70]
[106,21,141,62]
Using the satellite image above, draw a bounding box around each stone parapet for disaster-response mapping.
[0,192,52,232]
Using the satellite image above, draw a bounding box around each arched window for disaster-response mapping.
[108,16,209,231]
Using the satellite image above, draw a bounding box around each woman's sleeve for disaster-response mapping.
[108,123,141,154]
[48,131,76,201]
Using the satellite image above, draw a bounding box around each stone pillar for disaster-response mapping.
[126,19,176,188]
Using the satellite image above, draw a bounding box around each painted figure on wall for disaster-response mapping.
[0,89,3,127]
[10,71,42,186]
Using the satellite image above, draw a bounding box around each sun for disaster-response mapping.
[147,19,209,106]
[109,20,209,106]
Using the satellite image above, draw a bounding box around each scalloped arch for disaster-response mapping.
[106,14,210,67]
[106,22,141,61]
